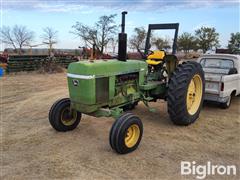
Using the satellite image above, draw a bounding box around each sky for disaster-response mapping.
[0,0,239,51]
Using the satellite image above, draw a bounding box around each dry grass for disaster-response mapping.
[1,72,240,180]
[37,60,65,74]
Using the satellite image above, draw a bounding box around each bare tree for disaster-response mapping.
[109,37,118,53]
[0,25,34,54]
[129,27,147,53]
[41,27,58,55]
[0,26,17,50]
[72,24,97,48]
[71,14,117,54]
[152,37,171,51]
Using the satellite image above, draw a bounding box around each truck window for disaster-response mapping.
[200,58,234,69]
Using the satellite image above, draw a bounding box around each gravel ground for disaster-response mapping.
[1,72,239,180]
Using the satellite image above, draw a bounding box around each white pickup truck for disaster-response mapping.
[197,54,240,108]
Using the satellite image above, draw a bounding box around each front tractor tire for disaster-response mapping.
[167,61,205,125]
[109,113,143,154]
[49,98,82,131]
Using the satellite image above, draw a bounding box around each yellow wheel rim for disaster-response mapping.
[186,74,203,115]
[61,107,77,126]
[125,124,140,148]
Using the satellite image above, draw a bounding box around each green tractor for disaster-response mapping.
[49,12,205,154]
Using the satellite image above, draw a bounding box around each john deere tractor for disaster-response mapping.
[49,12,205,154]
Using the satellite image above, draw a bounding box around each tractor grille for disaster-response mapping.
[96,77,109,103]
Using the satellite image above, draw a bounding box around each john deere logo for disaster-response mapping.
[72,79,79,86]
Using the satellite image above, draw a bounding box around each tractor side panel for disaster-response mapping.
[139,63,147,85]
[67,77,96,105]
[109,76,116,100]
[96,77,109,103]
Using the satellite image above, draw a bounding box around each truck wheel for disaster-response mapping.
[109,113,143,154]
[49,98,81,131]
[220,96,232,109]
[167,61,205,125]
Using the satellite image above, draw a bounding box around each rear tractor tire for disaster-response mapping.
[49,98,82,132]
[167,61,205,125]
[109,113,143,154]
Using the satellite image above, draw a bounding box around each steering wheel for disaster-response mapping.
[137,49,154,59]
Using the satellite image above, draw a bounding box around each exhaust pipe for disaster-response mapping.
[118,11,128,61]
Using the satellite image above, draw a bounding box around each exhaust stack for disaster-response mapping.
[118,11,128,61]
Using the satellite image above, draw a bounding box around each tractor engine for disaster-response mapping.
[148,63,165,81]
[115,73,138,96]
[67,60,147,114]
[115,73,139,109]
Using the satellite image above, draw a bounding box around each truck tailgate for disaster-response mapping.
[205,74,221,94]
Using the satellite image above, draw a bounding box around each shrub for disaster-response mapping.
[37,57,64,73]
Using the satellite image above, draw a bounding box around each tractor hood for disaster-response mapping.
[67,59,147,78]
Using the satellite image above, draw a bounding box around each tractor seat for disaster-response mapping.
[146,50,165,65]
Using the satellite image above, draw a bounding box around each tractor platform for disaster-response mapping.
[139,81,163,90]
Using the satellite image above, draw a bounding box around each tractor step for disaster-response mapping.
[139,81,163,90]
[144,96,154,101]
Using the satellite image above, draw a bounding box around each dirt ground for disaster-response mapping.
[1,72,240,180]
